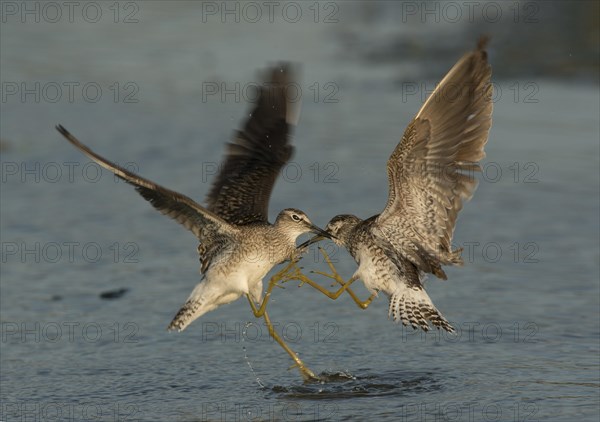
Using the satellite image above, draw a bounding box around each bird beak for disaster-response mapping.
[309,224,335,240]
[298,226,334,250]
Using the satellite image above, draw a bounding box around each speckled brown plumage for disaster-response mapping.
[321,39,493,333]
[56,63,329,334]
[205,64,298,226]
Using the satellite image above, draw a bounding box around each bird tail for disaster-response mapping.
[167,282,216,332]
[388,287,454,333]
[168,300,213,332]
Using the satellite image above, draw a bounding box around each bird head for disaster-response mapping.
[275,208,332,242]
[297,214,361,250]
[323,214,361,246]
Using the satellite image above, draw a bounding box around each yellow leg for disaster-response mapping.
[249,258,298,318]
[246,296,318,382]
[345,289,377,310]
[286,265,358,300]
[283,247,377,310]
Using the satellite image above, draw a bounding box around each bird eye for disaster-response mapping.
[292,214,301,222]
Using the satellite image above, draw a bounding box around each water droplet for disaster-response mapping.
[242,345,265,388]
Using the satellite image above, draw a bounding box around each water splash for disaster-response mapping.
[242,323,266,389]
[272,370,440,399]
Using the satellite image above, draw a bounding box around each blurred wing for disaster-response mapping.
[376,38,493,278]
[205,63,299,225]
[56,125,237,249]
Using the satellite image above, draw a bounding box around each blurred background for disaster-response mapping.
[2,1,599,421]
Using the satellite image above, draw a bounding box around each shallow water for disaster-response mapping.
[1,2,599,421]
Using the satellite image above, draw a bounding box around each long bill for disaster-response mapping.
[298,233,329,250]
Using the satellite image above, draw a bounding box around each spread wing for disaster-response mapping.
[205,63,299,225]
[375,38,493,279]
[56,125,237,270]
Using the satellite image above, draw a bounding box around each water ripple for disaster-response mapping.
[270,370,441,399]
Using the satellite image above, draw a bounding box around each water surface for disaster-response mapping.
[1,3,599,421]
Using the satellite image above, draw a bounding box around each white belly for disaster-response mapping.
[202,256,272,301]
[354,245,396,296]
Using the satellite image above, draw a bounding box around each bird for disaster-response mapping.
[56,63,331,381]
[291,38,493,333]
